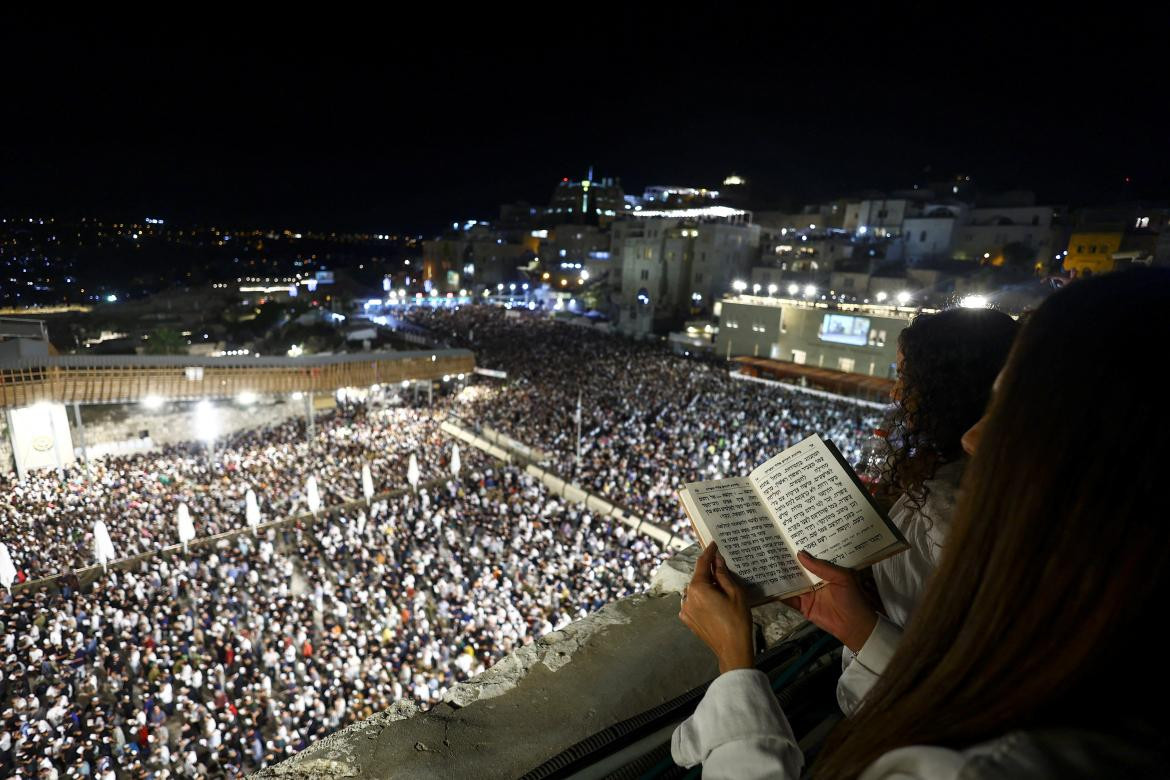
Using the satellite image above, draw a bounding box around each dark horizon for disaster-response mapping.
[3,12,1167,235]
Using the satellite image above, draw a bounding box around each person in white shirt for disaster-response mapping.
[834,307,1017,713]
[673,269,1170,778]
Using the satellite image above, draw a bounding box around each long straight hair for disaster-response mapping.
[814,268,1170,778]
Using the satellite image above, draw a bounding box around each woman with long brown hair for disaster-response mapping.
[674,268,1169,778]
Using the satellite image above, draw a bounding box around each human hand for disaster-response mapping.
[678,542,755,674]
[781,551,877,652]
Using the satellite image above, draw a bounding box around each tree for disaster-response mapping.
[144,328,187,355]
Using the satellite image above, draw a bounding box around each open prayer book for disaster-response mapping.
[678,433,908,603]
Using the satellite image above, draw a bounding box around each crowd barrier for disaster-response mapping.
[9,476,451,597]
[440,419,687,552]
[729,368,889,410]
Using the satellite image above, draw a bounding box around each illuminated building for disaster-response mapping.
[612,208,760,334]
[547,169,628,226]
[422,221,534,292]
[1062,207,1170,277]
[715,294,921,378]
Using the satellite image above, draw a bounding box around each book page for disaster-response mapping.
[749,435,904,571]
[683,477,811,600]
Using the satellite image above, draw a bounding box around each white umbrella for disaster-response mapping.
[361,464,374,503]
[450,444,461,479]
[306,475,321,514]
[245,489,261,535]
[407,454,420,491]
[176,503,195,555]
[0,542,16,590]
[94,520,116,572]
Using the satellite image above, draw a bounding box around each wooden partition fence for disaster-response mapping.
[0,349,475,408]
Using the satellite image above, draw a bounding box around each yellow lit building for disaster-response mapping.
[1063,231,1123,276]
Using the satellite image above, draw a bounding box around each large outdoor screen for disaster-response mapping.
[818,313,871,346]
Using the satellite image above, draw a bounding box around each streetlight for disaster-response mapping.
[767,283,778,295]
[732,279,747,292]
[787,283,799,296]
[960,294,989,309]
[875,291,888,303]
[896,291,912,306]
[804,285,817,298]
[752,283,762,294]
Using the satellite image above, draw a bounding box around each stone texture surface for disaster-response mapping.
[649,543,806,648]
[255,593,720,779]
[74,398,305,451]
[256,548,808,780]
[648,542,702,595]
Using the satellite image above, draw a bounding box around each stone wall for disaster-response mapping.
[256,545,805,779]
[72,398,308,451]
[1,398,310,474]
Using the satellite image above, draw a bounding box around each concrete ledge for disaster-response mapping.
[257,547,805,779]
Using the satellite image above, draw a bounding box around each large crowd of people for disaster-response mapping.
[1,304,885,778]
[1,450,664,777]
[0,406,453,582]
[410,306,883,537]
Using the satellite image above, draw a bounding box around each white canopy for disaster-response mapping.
[451,444,461,479]
[307,475,321,514]
[407,454,420,490]
[245,489,261,529]
[176,503,196,543]
[94,520,116,566]
[0,542,16,589]
[361,464,374,502]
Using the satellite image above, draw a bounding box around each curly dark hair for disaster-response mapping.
[873,307,1018,512]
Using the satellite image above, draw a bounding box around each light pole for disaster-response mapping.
[575,390,583,469]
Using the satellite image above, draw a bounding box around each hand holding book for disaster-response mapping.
[678,542,755,674]
[677,434,908,604]
[781,550,879,652]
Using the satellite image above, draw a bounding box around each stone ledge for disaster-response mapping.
[257,547,805,779]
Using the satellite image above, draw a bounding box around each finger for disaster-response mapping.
[797,550,852,583]
[691,542,717,586]
[712,553,744,597]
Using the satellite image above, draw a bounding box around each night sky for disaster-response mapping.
[2,11,1166,234]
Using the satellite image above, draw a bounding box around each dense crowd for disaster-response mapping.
[2,304,884,778]
[1,450,663,777]
[411,306,883,537]
[0,405,451,582]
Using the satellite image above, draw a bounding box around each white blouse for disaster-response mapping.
[838,459,964,715]
[673,665,1000,779]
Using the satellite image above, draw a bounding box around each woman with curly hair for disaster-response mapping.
[839,306,1018,713]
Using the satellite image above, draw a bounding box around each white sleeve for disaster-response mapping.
[858,746,969,779]
[671,668,803,779]
[836,615,903,716]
